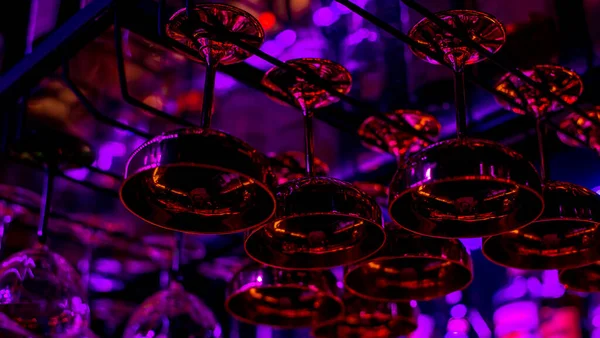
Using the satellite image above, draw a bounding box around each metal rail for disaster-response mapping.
[0,0,596,197]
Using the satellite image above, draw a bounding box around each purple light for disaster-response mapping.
[331,1,352,14]
[313,7,339,27]
[215,73,237,90]
[247,41,284,70]
[503,276,527,300]
[460,238,481,251]
[90,275,124,292]
[542,270,566,298]
[64,168,90,181]
[527,277,542,297]
[446,291,463,304]
[468,310,492,338]
[368,31,378,42]
[257,276,263,283]
[410,300,417,308]
[97,142,126,171]
[493,301,538,337]
[593,315,600,328]
[410,315,435,338]
[451,304,468,318]
[276,29,297,47]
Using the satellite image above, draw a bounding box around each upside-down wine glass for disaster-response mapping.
[269,151,330,185]
[0,129,94,337]
[345,110,473,301]
[312,293,418,338]
[557,110,600,291]
[123,232,221,337]
[120,3,276,234]
[244,58,385,270]
[557,106,600,155]
[224,262,343,328]
[483,65,600,270]
[389,10,544,238]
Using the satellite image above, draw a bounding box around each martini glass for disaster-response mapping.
[120,3,276,234]
[123,233,221,337]
[389,10,543,238]
[557,106,600,155]
[483,65,600,270]
[0,129,94,336]
[225,262,343,328]
[312,294,417,338]
[244,58,385,270]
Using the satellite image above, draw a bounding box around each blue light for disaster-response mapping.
[451,304,468,318]
[446,290,463,304]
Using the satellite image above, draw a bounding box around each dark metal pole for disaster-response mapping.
[535,118,550,181]
[201,64,218,128]
[303,110,315,176]
[454,70,468,138]
[37,168,54,245]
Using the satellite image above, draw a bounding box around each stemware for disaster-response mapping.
[120,3,276,234]
[358,109,440,159]
[123,233,221,337]
[559,264,600,292]
[244,58,385,270]
[0,128,94,336]
[269,151,329,185]
[389,10,543,238]
[344,223,472,301]
[312,295,417,338]
[483,65,600,270]
[557,106,600,155]
[225,263,343,328]
[346,111,473,301]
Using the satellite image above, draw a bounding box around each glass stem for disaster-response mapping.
[37,167,54,245]
[303,108,315,177]
[453,69,467,139]
[171,232,184,283]
[535,118,549,182]
[201,63,218,128]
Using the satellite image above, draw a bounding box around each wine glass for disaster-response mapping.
[225,262,343,328]
[345,223,472,301]
[346,111,472,301]
[269,151,329,185]
[559,263,600,292]
[0,128,94,336]
[244,58,385,270]
[358,109,440,160]
[557,106,600,155]
[312,294,417,338]
[123,233,221,337]
[389,10,544,238]
[120,3,276,234]
[483,65,600,270]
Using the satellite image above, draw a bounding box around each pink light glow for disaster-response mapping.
[493,301,538,337]
[447,318,470,333]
